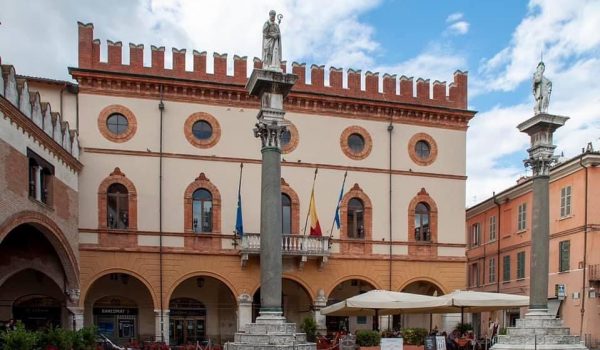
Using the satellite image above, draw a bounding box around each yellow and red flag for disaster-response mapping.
[309,189,322,236]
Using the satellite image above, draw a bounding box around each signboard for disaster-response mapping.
[436,336,447,350]
[381,338,403,350]
[93,308,138,315]
[424,336,436,350]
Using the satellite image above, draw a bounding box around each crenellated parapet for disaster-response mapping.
[75,22,469,111]
[0,57,81,170]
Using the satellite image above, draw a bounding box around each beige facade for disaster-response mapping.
[1,19,475,347]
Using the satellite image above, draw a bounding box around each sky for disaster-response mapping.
[1,0,599,207]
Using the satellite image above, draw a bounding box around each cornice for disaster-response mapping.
[0,96,83,172]
[70,68,475,131]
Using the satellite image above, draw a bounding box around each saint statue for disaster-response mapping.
[262,10,282,71]
[532,61,552,115]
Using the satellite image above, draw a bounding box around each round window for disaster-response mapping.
[106,113,129,135]
[280,129,291,146]
[348,134,365,153]
[192,120,213,140]
[415,140,431,159]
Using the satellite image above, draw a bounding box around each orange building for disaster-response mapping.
[1,20,475,347]
[465,148,600,347]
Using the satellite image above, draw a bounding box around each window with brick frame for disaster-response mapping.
[489,216,497,242]
[560,186,572,218]
[414,202,431,241]
[517,203,527,231]
[98,167,138,231]
[517,251,526,280]
[559,240,570,272]
[347,198,365,239]
[489,257,496,283]
[503,255,511,282]
[27,149,54,205]
[469,263,480,287]
[192,188,213,233]
[471,223,481,247]
[107,183,129,229]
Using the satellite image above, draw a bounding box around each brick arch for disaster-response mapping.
[166,271,238,307]
[399,278,446,296]
[339,183,373,254]
[97,167,138,230]
[184,172,221,233]
[407,187,438,257]
[280,178,300,234]
[0,211,79,292]
[324,275,381,299]
[81,268,158,309]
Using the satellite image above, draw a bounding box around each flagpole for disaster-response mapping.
[302,167,318,236]
[237,162,244,197]
[329,171,348,238]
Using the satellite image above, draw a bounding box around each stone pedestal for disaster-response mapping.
[492,312,586,349]
[227,313,313,350]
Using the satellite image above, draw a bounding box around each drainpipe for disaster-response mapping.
[158,85,165,342]
[493,192,501,293]
[578,153,589,338]
[387,114,394,330]
[387,118,394,290]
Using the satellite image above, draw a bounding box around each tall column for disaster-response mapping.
[247,68,297,317]
[518,113,568,312]
[67,306,84,330]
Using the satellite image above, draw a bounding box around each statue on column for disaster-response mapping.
[262,10,282,71]
[532,61,552,115]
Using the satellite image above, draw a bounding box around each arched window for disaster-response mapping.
[192,189,213,233]
[107,183,129,229]
[414,202,430,241]
[282,193,292,234]
[347,198,365,239]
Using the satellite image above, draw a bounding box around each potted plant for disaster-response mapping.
[355,330,381,350]
[300,317,317,342]
[400,328,428,350]
[39,325,73,350]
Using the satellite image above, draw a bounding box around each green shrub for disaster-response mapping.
[72,327,97,350]
[355,330,381,347]
[400,328,428,345]
[299,317,317,342]
[39,325,73,350]
[0,321,38,350]
[455,323,473,335]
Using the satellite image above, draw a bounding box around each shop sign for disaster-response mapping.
[93,308,138,315]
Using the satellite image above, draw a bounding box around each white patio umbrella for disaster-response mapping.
[320,289,449,330]
[433,290,529,323]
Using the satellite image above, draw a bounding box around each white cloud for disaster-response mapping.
[447,21,469,35]
[446,12,463,23]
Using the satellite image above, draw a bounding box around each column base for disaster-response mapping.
[491,312,587,349]
[227,313,315,350]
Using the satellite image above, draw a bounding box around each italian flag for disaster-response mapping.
[309,189,322,236]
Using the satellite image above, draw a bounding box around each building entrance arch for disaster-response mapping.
[252,278,313,326]
[169,275,237,346]
[326,278,376,333]
[397,280,445,331]
[84,273,155,345]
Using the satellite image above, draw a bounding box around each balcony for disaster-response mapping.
[589,264,600,282]
[238,233,330,269]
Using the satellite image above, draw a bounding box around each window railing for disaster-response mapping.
[239,233,330,256]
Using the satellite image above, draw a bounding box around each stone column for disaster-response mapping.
[154,309,170,344]
[238,293,253,331]
[247,69,297,318]
[67,306,84,330]
[313,289,327,334]
[517,113,568,313]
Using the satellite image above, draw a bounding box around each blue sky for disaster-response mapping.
[1,0,599,206]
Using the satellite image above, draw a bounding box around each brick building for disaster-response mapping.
[465,148,600,347]
[0,61,82,329]
[1,20,475,346]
